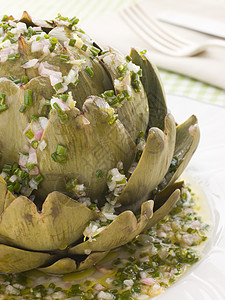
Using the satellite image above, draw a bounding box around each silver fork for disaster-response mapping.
[119,4,225,57]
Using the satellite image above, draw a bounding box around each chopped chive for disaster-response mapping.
[31,114,38,121]
[51,152,59,162]
[108,97,118,106]
[0,93,6,104]
[117,93,125,102]
[101,49,109,55]
[90,46,100,56]
[10,37,18,44]
[34,174,44,185]
[116,178,126,184]
[50,37,58,45]
[53,102,61,112]
[13,181,21,193]
[60,54,68,61]
[8,53,16,61]
[26,162,35,170]
[69,38,76,46]
[2,163,12,174]
[66,178,77,191]
[0,104,8,112]
[54,82,63,91]
[85,66,94,77]
[56,144,67,156]
[61,94,69,102]
[126,55,132,62]
[25,129,34,140]
[1,15,8,21]
[73,78,79,85]
[31,140,39,149]
[104,90,114,97]
[77,28,85,34]
[21,75,28,85]
[108,113,118,125]
[19,105,26,113]
[58,112,68,121]
[24,89,33,105]
[140,49,147,54]
[81,44,88,52]
[137,69,142,76]
[44,99,51,106]
[96,169,104,178]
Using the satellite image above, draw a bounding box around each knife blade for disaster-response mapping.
[157,11,225,39]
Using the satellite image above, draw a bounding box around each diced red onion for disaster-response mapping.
[19,153,28,168]
[141,278,154,286]
[22,59,39,69]
[28,147,38,165]
[51,96,70,111]
[29,166,40,175]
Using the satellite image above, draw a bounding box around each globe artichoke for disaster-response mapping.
[0,12,200,275]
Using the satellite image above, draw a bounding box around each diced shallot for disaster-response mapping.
[19,153,28,168]
[28,147,38,165]
[51,96,70,111]
[141,278,155,286]
[21,59,39,69]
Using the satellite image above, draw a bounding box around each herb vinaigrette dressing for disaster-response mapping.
[0,174,211,299]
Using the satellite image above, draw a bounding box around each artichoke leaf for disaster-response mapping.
[100,49,149,141]
[145,188,181,230]
[68,200,153,255]
[160,115,200,191]
[39,258,77,275]
[37,96,136,201]
[116,113,176,210]
[0,244,52,274]
[23,76,54,118]
[0,191,97,251]
[0,175,15,216]
[0,78,28,167]
[20,11,54,31]
[78,251,109,271]
[130,48,167,131]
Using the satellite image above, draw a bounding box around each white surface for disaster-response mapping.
[155,94,225,299]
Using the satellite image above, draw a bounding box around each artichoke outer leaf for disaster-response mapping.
[78,251,109,271]
[0,191,98,251]
[100,49,149,141]
[39,258,77,275]
[145,188,181,230]
[0,79,28,167]
[130,48,167,131]
[116,113,176,210]
[68,200,154,255]
[0,244,52,274]
[161,115,200,191]
[37,97,136,201]
[0,175,15,216]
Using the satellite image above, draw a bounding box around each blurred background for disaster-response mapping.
[1,0,225,105]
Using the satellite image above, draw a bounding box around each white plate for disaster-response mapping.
[157,94,225,300]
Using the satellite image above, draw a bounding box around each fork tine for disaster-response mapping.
[134,4,191,47]
[120,7,179,55]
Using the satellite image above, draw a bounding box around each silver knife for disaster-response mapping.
[157,11,225,39]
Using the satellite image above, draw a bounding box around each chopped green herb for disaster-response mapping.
[96,169,104,178]
[69,38,76,46]
[85,66,94,77]
[24,89,33,106]
[60,54,69,62]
